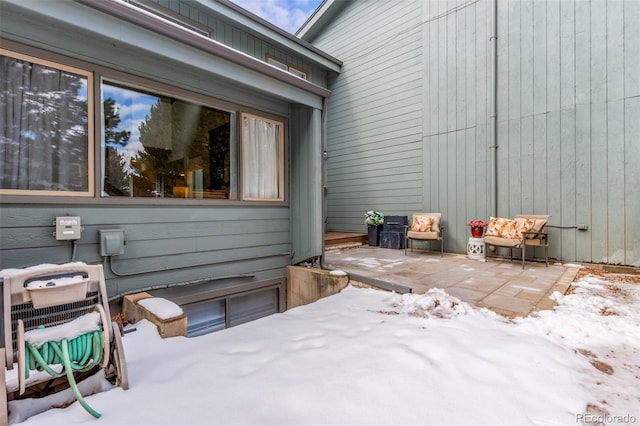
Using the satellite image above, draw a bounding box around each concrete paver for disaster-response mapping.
[323,246,579,317]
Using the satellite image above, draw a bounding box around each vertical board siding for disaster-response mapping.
[290,105,323,264]
[312,0,496,250]
[308,0,639,265]
[494,0,639,265]
[625,97,640,266]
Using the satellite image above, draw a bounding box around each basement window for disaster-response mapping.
[181,287,279,337]
[182,299,226,337]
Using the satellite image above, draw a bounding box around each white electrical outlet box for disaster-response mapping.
[55,216,82,240]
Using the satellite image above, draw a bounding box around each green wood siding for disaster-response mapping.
[0,205,290,299]
[307,0,640,266]
[151,0,328,86]
[0,0,330,306]
[315,1,426,232]
[290,106,323,264]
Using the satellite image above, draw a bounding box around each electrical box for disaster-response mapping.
[100,229,125,256]
[55,216,82,240]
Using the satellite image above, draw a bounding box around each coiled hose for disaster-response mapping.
[23,328,105,418]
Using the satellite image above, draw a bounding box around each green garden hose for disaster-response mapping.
[24,329,105,418]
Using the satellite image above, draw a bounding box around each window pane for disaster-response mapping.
[288,67,307,80]
[182,298,226,337]
[241,114,284,201]
[267,57,288,71]
[0,53,90,193]
[102,82,232,199]
[229,288,278,327]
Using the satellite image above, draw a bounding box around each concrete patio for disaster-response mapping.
[323,245,580,317]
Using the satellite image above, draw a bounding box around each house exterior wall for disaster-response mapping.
[0,0,331,315]
[313,1,427,231]
[149,0,329,86]
[305,0,640,267]
[290,105,323,264]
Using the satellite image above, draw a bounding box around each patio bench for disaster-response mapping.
[484,214,550,269]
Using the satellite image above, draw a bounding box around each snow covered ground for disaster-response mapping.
[6,270,640,425]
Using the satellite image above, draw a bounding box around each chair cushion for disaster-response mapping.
[514,215,550,239]
[527,218,548,239]
[430,215,441,233]
[523,238,543,247]
[407,230,439,240]
[411,215,433,232]
[484,235,521,247]
[485,235,543,248]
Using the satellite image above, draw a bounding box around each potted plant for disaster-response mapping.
[365,210,385,246]
[467,219,488,238]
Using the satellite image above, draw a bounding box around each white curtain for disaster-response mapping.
[242,115,281,199]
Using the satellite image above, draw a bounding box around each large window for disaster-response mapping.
[0,50,93,196]
[241,113,285,201]
[102,82,234,199]
[1,49,287,203]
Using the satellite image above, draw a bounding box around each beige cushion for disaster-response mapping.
[514,214,549,239]
[484,235,521,247]
[485,235,543,248]
[430,215,441,233]
[527,219,547,239]
[407,230,439,240]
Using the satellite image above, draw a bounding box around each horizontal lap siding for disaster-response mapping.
[0,0,328,304]
[0,206,291,298]
[315,1,426,232]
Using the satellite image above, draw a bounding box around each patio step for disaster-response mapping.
[324,232,367,249]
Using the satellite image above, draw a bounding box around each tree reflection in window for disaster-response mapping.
[102,82,233,199]
[1,52,91,194]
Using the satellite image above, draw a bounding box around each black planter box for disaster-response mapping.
[383,216,408,233]
[367,225,383,246]
[380,231,405,249]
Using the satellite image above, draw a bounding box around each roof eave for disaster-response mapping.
[73,0,332,98]
[297,0,346,42]
[201,0,342,71]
